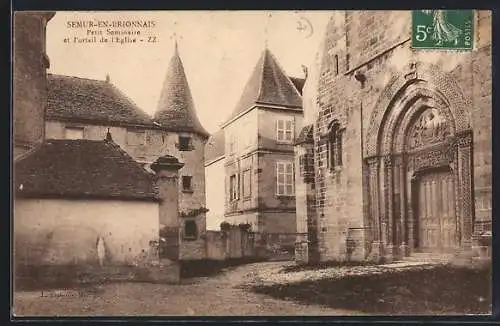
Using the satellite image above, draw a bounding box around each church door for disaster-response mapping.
[416,169,458,252]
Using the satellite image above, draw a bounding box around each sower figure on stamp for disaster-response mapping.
[421,10,462,46]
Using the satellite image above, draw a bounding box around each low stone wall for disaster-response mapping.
[14,259,180,291]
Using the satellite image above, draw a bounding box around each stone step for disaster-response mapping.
[401,252,455,263]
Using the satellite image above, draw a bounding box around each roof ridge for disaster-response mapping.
[266,50,303,100]
[254,49,266,109]
[47,73,108,83]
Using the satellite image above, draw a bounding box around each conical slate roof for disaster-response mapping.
[225,48,303,124]
[154,44,209,138]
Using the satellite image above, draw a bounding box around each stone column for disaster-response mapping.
[456,132,474,250]
[151,154,184,283]
[398,155,409,257]
[383,155,394,262]
[367,157,382,262]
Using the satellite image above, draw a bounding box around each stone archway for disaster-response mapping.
[365,62,474,261]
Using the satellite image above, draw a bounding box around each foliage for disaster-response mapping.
[179,207,209,218]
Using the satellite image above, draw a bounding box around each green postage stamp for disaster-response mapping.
[412,10,474,50]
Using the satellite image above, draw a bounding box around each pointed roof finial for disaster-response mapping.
[105,128,113,141]
[171,20,182,53]
[264,12,272,49]
[105,74,110,83]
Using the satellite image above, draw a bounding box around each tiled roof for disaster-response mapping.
[46,74,155,127]
[289,76,305,95]
[204,129,225,164]
[14,139,158,201]
[225,48,303,124]
[154,44,209,138]
[295,124,314,145]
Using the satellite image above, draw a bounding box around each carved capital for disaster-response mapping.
[383,155,393,168]
[456,131,472,147]
[365,156,379,169]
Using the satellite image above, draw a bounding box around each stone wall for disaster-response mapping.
[13,12,53,158]
[14,198,159,267]
[45,121,208,260]
[311,10,491,261]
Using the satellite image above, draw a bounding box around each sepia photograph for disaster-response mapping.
[12,10,492,317]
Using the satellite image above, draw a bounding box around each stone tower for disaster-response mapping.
[13,12,56,159]
[154,42,210,260]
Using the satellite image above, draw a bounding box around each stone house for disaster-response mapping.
[295,11,492,264]
[205,48,305,255]
[12,11,193,284]
[14,135,184,282]
[44,44,209,261]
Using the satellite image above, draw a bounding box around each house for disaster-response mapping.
[295,11,492,264]
[12,11,185,284]
[14,135,183,282]
[205,47,305,257]
[44,43,209,260]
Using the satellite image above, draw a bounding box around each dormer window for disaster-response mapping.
[178,134,192,151]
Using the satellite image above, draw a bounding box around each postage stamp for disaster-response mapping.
[412,10,474,50]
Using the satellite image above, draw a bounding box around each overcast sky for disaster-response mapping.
[46,11,331,134]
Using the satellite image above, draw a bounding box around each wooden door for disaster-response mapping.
[416,170,457,252]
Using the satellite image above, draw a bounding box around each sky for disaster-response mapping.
[46,11,331,134]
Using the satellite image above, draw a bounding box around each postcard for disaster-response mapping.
[12,10,492,317]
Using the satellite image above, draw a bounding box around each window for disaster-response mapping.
[182,176,193,192]
[276,161,294,196]
[127,130,145,146]
[183,220,198,240]
[178,135,192,151]
[328,121,343,170]
[242,169,251,198]
[229,174,239,201]
[64,127,84,140]
[276,118,294,143]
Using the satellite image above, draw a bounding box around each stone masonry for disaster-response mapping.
[298,11,492,263]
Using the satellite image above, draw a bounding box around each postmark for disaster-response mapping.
[412,10,474,50]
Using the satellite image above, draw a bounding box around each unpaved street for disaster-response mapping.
[13,262,363,316]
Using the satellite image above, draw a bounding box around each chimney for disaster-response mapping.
[105,74,110,83]
[151,154,184,264]
[105,128,113,141]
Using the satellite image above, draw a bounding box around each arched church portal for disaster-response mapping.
[365,67,474,259]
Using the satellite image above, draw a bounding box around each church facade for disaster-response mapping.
[295,11,492,263]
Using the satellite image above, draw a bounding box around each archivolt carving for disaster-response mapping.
[379,86,454,155]
[407,108,451,151]
[365,62,472,157]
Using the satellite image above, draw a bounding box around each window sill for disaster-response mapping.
[182,236,198,241]
[182,189,194,194]
[275,194,295,199]
[276,141,294,145]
